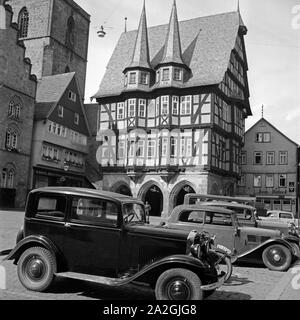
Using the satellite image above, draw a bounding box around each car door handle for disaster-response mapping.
[65,223,71,228]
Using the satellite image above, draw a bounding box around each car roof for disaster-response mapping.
[267,210,293,214]
[30,187,143,204]
[195,201,255,210]
[172,204,235,216]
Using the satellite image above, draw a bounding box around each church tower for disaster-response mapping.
[10,0,90,98]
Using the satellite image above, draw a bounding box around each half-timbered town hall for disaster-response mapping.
[89,0,252,217]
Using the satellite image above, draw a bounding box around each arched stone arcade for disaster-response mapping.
[138,180,164,217]
[169,181,196,212]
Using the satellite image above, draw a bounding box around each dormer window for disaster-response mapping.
[174,68,182,81]
[129,72,137,84]
[58,105,64,118]
[68,90,77,102]
[140,72,148,85]
[74,113,79,125]
[162,68,170,81]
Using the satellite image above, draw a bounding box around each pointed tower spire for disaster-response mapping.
[236,0,247,34]
[128,0,151,69]
[161,0,184,65]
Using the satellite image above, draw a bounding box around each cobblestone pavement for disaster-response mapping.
[0,210,287,300]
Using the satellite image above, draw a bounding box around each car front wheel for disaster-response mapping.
[262,244,292,271]
[155,268,203,300]
[17,246,57,292]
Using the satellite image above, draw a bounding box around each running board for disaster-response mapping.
[56,272,129,287]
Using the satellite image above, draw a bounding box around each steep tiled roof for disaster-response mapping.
[127,1,151,70]
[34,102,56,120]
[35,72,75,119]
[93,11,243,98]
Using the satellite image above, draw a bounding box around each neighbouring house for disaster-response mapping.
[237,116,300,214]
[31,72,92,189]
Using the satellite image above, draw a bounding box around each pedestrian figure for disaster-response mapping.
[145,201,151,223]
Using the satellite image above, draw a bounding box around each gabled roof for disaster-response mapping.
[93,11,244,99]
[126,1,151,70]
[35,72,75,119]
[160,0,185,66]
[246,117,299,147]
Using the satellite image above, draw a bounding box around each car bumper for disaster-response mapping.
[200,271,226,291]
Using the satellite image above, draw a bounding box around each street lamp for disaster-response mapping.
[97,25,106,38]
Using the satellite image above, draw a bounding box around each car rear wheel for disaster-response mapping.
[17,246,56,292]
[155,268,203,300]
[262,244,292,271]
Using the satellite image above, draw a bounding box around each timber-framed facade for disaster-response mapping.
[88,1,252,217]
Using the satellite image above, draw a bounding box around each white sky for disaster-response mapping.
[76,0,300,144]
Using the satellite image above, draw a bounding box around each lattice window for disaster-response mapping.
[18,7,29,38]
[5,128,18,150]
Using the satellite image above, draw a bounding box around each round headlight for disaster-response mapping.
[190,244,201,258]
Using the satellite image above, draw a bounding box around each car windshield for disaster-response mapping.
[123,203,146,224]
[279,213,293,219]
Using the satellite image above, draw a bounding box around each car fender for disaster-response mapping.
[16,225,24,244]
[124,254,210,286]
[282,235,300,258]
[236,238,295,260]
[3,235,61,263]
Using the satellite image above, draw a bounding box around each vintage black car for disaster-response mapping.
[4,187,226,300]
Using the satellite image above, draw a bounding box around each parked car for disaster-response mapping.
[162,204,300,271]
[261,210,299,227]
[3,187,226,300]
[183,194,297,235]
